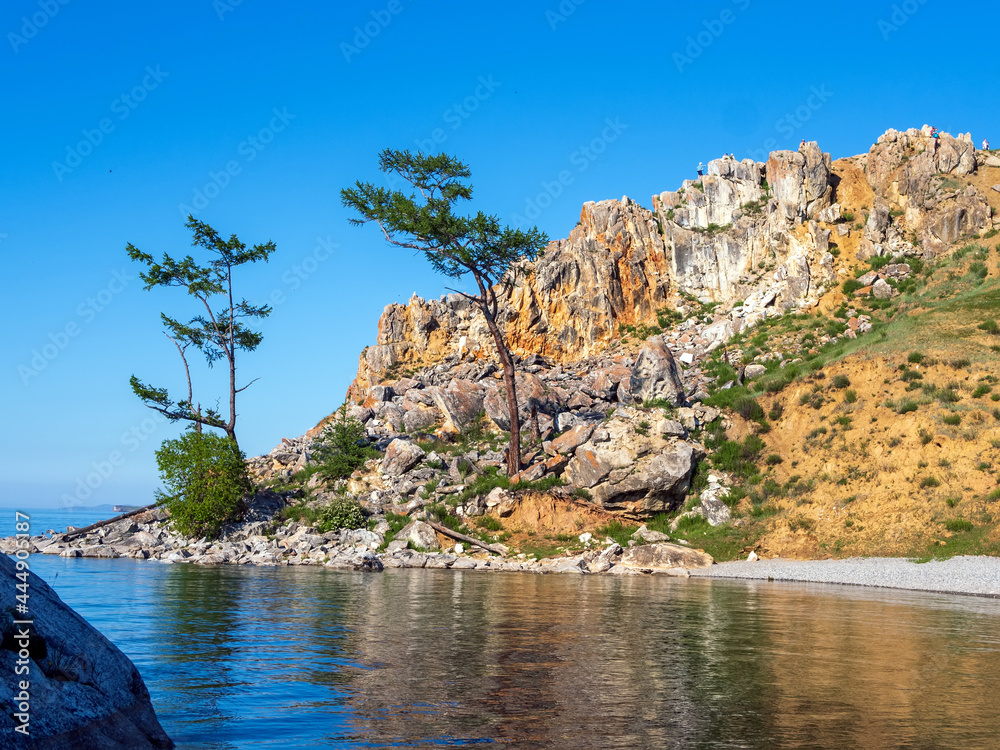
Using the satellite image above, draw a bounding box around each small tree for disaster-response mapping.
[342,150,548,474]
[127,216,276,454]
[154,429,251,538]
[313,405,378,480]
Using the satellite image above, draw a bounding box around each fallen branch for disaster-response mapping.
[425,519,507,557]
[60,503,159,541]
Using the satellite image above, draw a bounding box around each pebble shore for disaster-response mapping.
[690,555,1000,598]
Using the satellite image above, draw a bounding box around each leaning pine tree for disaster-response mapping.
[342,150,548,475]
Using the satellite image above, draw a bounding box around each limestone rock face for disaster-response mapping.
[346,127,989,405]
[349,147,840,398]
[766,142,833,221]
[629,336,686,405]
[861,127,992,257]
[619,542,714,570]
[0,554,174,748]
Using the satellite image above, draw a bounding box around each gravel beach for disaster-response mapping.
[689,556,1000,598]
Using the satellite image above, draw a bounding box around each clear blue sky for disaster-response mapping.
[2,0,994,508]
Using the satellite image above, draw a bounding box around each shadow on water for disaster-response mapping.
[25,556,1000,750]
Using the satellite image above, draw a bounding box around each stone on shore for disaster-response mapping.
[620,542,714,571]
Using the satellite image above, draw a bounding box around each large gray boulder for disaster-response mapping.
[590,443,696,516]
[427,379,485,432]
[483,373,563,431]
[399,520,440,551]
[629,337,685,406]
[381,439,425,476]
[0,554,173,748]
[620,542,714,571]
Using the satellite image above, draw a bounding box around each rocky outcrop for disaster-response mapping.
[0,554,173,749]
[349,142,851,398]
[860,127,992,257]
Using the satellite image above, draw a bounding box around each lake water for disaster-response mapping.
[20,548,1000,750]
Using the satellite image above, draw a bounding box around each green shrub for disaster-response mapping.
[155,430,251,538]
[733,396,765,421]
[711,434,766,480]
[317,496,366,532]
[972,385,991,399]
[475,515,503,531]
[907,352,925,364]
[919,476,941,489]
[832,374,851,389]
[945,518,973,532]
[842,279,864,295]
[942,413,962,426]
[978,319,1000,335]
[845,389,858,404]
[896,400,919,414]
[314,404,380,479]
[765,453,783,466]
[596,520,638,547]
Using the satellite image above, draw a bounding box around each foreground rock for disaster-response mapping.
[620,543,714,572]
[0,553,173,748]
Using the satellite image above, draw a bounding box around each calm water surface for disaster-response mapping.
[22,551,1000,750]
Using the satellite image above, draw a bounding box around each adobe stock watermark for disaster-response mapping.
[213,0,244,21]
[341,0,411,63]
[673,0,751,73]
[415,75,501,152]
[266,235,339,308]
[18,269,133,385]
[52,65,169,182]
[878,0,930,40]
[178,107,295,218]
[745,85,834,162]
[512,117,627,226]
[7,0,70,54]
[546,0,585,30]
[59,411,168,508]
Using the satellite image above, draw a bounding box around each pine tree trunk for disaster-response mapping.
[481,309,522,476]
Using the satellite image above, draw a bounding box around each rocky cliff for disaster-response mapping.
[349,128,992,401]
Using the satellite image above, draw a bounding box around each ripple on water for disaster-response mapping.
[25,556,1000,750]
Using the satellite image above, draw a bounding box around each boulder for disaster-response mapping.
[399,520,440,551]
[590,443,696,515]
[483,373,563,431]
[701,495,732,527]
[619,542,714,571]
[0,554,174,748]
[629,336,685,405]
[427,379,485,432]
[743,364,767,380]
[549,424,595,455]
[872,278,895,300]
[381,439,425,476]
[564,448,615,489]
[402,405,441,434]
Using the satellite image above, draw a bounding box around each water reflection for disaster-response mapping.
[27,557,1000,750]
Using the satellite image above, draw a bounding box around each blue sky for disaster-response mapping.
[2,0,994,508]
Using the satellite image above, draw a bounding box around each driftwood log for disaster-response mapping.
[425,519,508,557]
[61,503,158,541]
